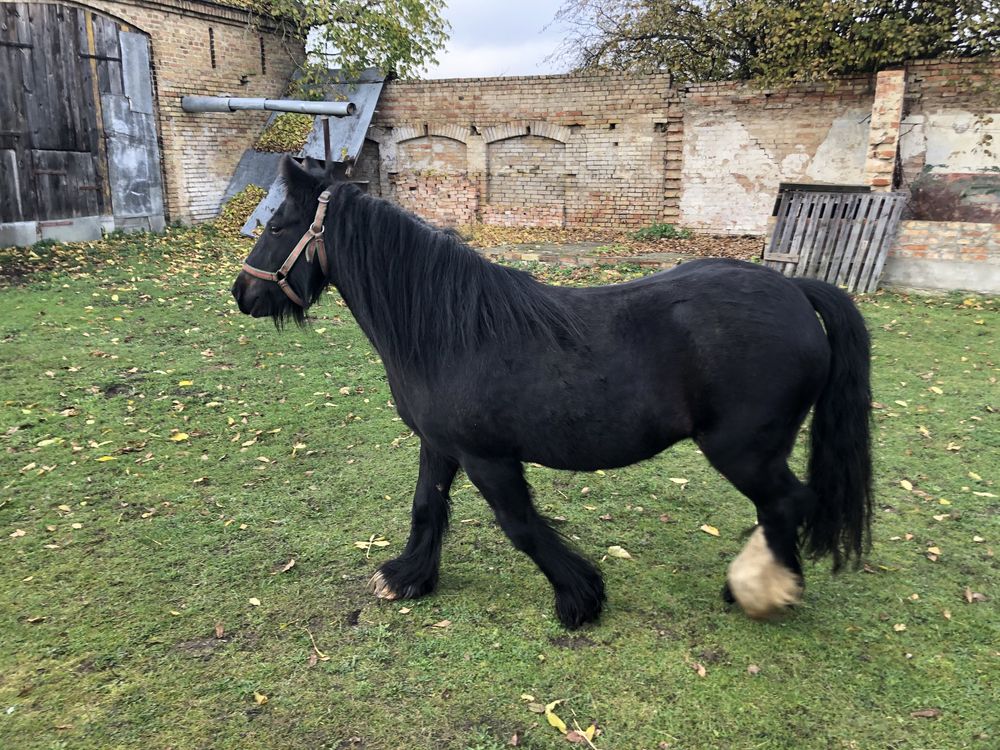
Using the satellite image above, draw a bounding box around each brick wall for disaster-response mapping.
[883,218,1000,293]
[680,76,876,234]
[24,0,303,223]
[366,73,682,229]
[890,220,1000,264]
[365,58,997,237]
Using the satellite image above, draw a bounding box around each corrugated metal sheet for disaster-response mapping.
[104,31,164,226]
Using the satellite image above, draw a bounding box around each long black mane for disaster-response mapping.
[324,184,581,375]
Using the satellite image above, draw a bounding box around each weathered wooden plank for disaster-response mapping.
[810,195,840,281]
[0,148,27,222]
[806,195,837,278]
[857,201,892,293]
[762,252,800,263]
[776,194,807,276]
[821,195,857,284]
[31,149,100,219]
[832,194,870,287]
[92,14,123,97]
[765,192,797,274]
[845,195,886,291]
[864,195,905,292]
[786,194,816,278]
[804,193,836,277]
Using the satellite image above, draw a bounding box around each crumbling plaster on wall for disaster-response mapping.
[680,117,778,234]
[806,108,870,183]
[899,110,1000,176]
[681,107,870,234]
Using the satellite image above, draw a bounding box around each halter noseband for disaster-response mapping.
[241,189,331,309]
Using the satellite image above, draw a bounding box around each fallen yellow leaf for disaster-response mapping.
[178,380,193,387]
[607,545,632,559]
[545,707,568,734]
[169,433,189,442]
[248,597,261,606]
[253,691,268,705]
[700,524,720,537]
[96,455,116,462]
[900,479,913,491]
[893,623,907,632]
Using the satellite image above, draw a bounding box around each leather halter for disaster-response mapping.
[241,190,331,309]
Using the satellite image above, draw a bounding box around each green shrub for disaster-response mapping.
[630,222,692,240]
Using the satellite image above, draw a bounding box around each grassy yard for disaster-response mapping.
[1,228,997,750]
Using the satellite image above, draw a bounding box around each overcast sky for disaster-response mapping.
[420,0,570,79]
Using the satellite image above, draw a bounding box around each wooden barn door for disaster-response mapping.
[0,2,163,240]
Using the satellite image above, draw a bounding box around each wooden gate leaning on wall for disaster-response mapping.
[763,190,907,294]
[0,2,164,246]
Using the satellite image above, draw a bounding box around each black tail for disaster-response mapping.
[794,278,873,571]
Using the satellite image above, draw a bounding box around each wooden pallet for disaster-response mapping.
[763,190,906,293]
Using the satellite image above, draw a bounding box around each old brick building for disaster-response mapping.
[359,73,683,231]
[0,0,301,244]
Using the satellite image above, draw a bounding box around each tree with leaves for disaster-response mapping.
[553,0,1000,83]
[250,0,448,82]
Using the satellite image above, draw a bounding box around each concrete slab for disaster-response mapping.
[39,216,112,243]
[882,256,1000,294]
[0,221,39,247]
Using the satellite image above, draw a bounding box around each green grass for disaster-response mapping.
[1,228,997,750]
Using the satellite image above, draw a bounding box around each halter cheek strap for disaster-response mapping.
[242,189,331,309]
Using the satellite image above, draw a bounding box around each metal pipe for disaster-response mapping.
[181,96,357,117]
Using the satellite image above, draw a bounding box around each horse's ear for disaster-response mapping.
[280,155,320,208]
[301,156,323,176]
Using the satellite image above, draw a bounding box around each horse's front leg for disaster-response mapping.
[463,457,606,629]
[370,443,458,600]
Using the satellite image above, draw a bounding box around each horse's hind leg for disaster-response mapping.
[463,457,605,629]
[370,443,457,600]
[699,432,815,619]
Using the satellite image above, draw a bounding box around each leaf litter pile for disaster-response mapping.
[461,222,763,260]
[0,226,997,750]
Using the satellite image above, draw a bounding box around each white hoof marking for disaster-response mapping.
[727,526,802,619]
[368,570,399,600]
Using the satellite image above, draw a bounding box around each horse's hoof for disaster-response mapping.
[368,570,399,600]
[727,527,803,619]
[554,575,606,629]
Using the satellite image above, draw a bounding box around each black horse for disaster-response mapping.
[232,156,873,627]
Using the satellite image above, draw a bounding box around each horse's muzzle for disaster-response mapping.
[232,272,269,317]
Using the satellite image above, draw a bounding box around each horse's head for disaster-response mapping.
[232,156,333,325]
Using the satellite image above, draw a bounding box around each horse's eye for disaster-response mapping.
[269,225,283,235]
